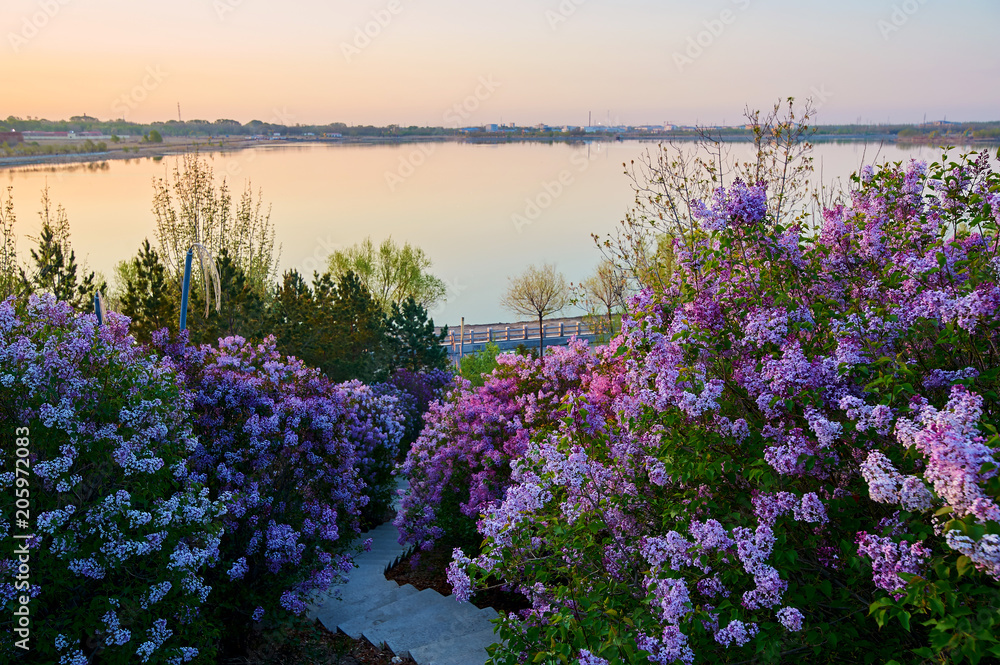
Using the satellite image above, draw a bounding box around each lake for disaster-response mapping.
[2,140,990,324]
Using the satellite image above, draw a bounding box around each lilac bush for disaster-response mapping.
[156,333,405,631]
[443,153,1000,664]
[396,340,622,551]
[0,295,224,664]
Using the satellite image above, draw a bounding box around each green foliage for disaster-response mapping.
[386,296,448,372]
[324,270,389,383]
[117,239,176,343]
[327,236,446,312]
[459,342,501,387]
[145,129,163,143]
[269,270,390,383]
[21,187,100,312]
[186,249,267,346]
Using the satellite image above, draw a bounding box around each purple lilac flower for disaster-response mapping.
[777,606,804,632]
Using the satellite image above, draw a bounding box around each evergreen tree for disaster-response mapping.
[270,270,322,364]
[119,239,176,343]
[386,296,448,371]
[21,187,100,311]
[326,270,388,383]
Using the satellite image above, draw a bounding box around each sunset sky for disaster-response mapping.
[5,0,999,127]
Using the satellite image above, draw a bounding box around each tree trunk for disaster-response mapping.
[538,313,544,356]
[607,307,614,336]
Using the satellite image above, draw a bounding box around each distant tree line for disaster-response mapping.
[5,114,999,142]
[0,115,461,139]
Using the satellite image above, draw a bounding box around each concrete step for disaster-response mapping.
[408,626,500,665]
[315,583,419,633]
[339,587,448,638]
[362,595,497,658]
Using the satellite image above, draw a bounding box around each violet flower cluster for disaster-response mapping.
[424,154,1000,664]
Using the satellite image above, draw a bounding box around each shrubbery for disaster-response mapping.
[1,298,406,663]
[424,153,1000,664]
[396,339,622,552]
[0,296,224,664]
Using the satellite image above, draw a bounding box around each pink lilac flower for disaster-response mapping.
[896,387,1000,523]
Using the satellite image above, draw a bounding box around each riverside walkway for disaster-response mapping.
[438,316,599,363]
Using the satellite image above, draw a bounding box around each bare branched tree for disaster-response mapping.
[501,263,570,355]
[152,153,279,294]
[579,260,629,336]
[598,98,817,292]
[0,187,17,300]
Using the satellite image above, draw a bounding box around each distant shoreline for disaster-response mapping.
[2,134,996,172]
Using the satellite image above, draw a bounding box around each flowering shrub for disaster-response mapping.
[0,295,224,664]
[156,333,405,633]
[447,153,1000,664]
[396,340,622,551]
[376,367,454,446]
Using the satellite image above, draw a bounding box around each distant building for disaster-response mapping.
[0,131,23,146]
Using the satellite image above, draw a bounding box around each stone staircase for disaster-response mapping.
[309,482,499,665]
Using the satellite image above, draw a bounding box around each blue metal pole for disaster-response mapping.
[179,248,193,331]
[93,293,102,326]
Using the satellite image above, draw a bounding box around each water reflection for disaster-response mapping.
[2,141,995,324]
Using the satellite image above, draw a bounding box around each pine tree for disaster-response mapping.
[326,270,388,383]
[270,270,321,364]
[21,187,100,311]
[386,296,448,371]
[119,240,176,343]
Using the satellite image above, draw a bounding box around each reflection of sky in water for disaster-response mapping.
[3,141,995,324]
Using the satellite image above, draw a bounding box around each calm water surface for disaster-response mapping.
[2,141,988,324]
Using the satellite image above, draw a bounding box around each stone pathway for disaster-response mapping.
[309,482,499,665]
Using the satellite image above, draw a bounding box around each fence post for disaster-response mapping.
[505,326,510,342]
[560,322,564,337]
[460,317,465,359]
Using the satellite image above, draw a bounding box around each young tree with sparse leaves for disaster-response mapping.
[500,263,570,355]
